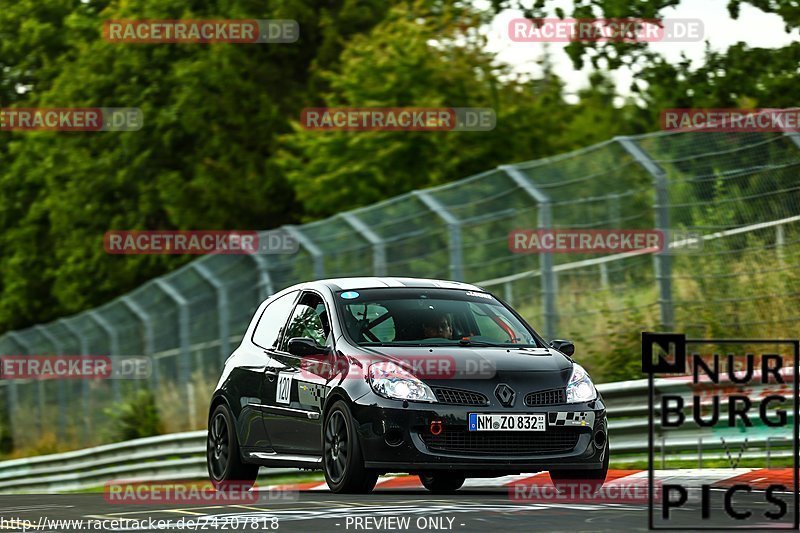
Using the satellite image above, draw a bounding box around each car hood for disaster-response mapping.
[353,345,573,381]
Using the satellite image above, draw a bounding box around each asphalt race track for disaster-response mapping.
[0,486,795,532]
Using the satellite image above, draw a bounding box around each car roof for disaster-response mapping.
[316,277,485,292]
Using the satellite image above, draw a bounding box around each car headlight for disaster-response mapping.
[368,362,437,403]
[566,363,597,403]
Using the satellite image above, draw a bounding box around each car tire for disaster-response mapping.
[419,472,466,493]
[323,400,379,494]
[207,403,259,491]
[549,438,609,494]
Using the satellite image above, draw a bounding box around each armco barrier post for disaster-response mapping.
[412,190,464,281]
[616,137,674,330]
[33,326,67,440]
[153,278,195,428]
[341,212,387,276]
[192,262,231,367]
[88,311,121,404]
[499,165,557,339]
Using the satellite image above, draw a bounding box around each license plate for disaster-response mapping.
[468,413,546,431]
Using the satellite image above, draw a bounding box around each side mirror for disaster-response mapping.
[549,339,575,357]
[287,337,330,357]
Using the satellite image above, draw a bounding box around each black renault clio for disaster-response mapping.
[207,277,608,493]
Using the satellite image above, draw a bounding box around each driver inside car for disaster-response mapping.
[420,310,453,340]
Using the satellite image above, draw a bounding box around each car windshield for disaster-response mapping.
[337,288,542,348]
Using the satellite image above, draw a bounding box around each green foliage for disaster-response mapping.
[0,0,391,331]
[0,406,13,455]
[0,0,798,336]
[598,295,650,382]
[102,388,163,441]
[276,2,638,220]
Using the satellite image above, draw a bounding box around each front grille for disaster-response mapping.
[524,389,566,406]
[432,387,489,406]
[420,428,579,455]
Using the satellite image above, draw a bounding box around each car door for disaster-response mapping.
[261,290,335,454]
[251,290,299,451]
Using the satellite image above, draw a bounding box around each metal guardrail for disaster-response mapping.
[0,431,293,493]
[0,376,793,493]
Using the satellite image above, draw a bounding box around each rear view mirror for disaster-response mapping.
[549,339,575,357]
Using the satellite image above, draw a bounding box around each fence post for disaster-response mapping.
[58,319,92,442]
[776,224,785,266]
[248,251,275,300]
[0,340,16,417]
[154,278,195,428]
[6,332,38,439]
[783,130,800,150]
[499,165,557,339]
[606,193,622,283]
[599,263,609,288]
[88,311,121,404]
[503,281,513,306]
[120,295,158,391]
[608,193,621,228]
[341,212,387,276]
[283,225,324,279]
[412,190,464,281]
[0,335,17,451]
[33,326,67,441]
[616,136,674,331]
[192,262,231,367]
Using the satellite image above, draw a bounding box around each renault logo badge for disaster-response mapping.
[494,383,515,407]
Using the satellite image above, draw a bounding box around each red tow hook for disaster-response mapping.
[430,420,443,435]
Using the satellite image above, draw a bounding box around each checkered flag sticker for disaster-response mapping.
[549,411,592,427]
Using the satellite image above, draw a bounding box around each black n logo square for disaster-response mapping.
[642,332,686,374]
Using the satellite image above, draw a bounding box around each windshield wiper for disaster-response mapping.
[360,342,427,347]
[456,339,540,348]
[457,339,507,347]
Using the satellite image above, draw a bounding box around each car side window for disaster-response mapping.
[252,291,298,350]
[281,292,332,349]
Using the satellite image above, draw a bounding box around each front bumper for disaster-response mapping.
[350,395,607,474]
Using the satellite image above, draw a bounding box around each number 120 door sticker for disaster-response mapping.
[276,372,292,404]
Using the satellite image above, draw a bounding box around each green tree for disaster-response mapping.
[277,2,582,220]
[0,0,392,330]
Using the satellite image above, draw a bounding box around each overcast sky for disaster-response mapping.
[481,0,798,102]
